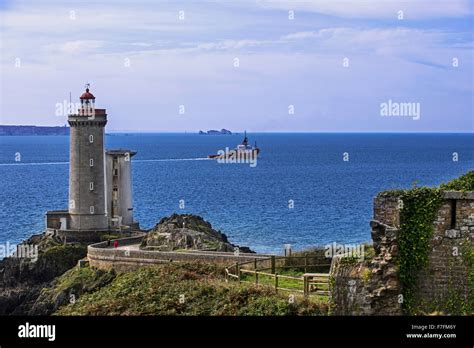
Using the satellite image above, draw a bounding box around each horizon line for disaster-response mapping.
[1,125,473,134]
[108,130,474,134]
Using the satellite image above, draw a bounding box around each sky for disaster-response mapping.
[0,0,473,132]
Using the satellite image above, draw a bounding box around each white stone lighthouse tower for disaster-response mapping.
[67,85,108,230]
[45,85,138,240]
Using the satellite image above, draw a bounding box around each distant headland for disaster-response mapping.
[199,128,232,135]
[0,125,69,136]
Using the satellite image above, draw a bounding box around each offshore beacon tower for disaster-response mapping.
[46,85,137,241]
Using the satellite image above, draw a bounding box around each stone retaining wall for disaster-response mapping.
[53,229,136,244]
[88,236,273,273]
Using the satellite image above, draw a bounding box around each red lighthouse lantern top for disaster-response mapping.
[80,83,95,100]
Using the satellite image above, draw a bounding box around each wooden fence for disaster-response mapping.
[225,255,331,297]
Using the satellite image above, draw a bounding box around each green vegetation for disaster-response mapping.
[36,244,88,281]
[55,262,328,316]
[240,268,302,289]
[40,245,87,269]
[54,266,116,294]
[440,171,474,191]
[363,244,375,261]
[379,171,474,197]
[339,255,361,265]
[462,248,474,314]
[34,266,116,314]
[41,244,87,261]
[238,266,329,303]
[396,187,443,313]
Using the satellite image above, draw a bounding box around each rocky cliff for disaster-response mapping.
[141,214,254,253]
[0,233,87,315]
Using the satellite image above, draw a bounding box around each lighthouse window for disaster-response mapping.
[89,206,95,214]
[90,158,94,167]
[89,135,94,143]
[89,182,94,191]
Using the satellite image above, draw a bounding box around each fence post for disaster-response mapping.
[254,258,257,271]
[275,273,278,293]
[255,270,258,285]
[303,276,308,296]
[271,256,275,274]
[304,253,308,273]
[237,264,241,283]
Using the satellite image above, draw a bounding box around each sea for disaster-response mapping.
[0,133,473,253]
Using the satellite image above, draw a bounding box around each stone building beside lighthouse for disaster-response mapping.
[46,86,138,241]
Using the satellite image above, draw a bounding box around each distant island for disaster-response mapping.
[199,128,232,135]
[0,125,69,136]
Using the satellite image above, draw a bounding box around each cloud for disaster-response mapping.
[257,0,472,19]
[278,26,471,72]
[281,31,320,40]
[45,40,105,54]
[195,39,269,50]
[130,42,153,47]
[0,0,472,132]
[280,27,454,52]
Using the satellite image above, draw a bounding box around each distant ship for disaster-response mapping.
[208,131,260,159]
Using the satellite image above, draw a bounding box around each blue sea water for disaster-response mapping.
[0,133,472,253]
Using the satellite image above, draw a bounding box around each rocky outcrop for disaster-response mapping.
[198,129,232,135]
[141,214,254,253]
[30,266,116,315]
[0,233,87,315]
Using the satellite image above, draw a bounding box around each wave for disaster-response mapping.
[0,158,211,166]
[0,162,68,166]
[134,158,211,163]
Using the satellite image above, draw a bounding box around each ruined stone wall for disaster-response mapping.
[416,194,473,312]
[330,191,473,315]
[329,220,402,315]
[329,257,372,315]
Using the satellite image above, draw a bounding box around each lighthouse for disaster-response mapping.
[68,84,108,230]
[45,85,138,241]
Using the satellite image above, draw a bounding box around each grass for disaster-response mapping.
[54,266,116,293]
[241,272,301,290]
[239,267,329,303]
[55,262,328,316]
